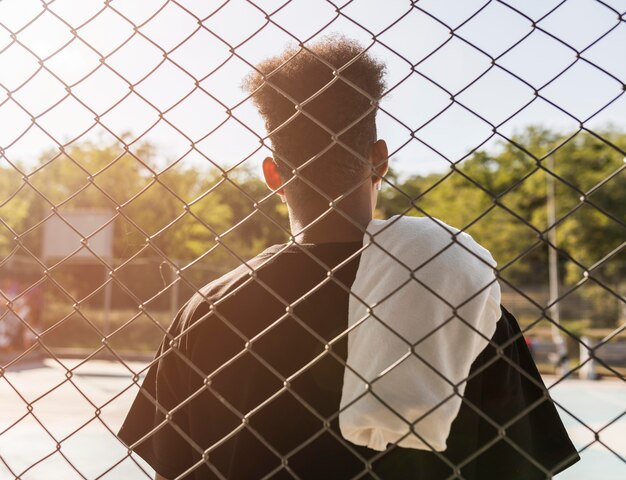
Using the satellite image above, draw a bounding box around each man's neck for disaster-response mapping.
[290,207,372,244]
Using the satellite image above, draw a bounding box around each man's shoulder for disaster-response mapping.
[173,240,359,339]
[179,246,285,326]
[177,242,340,343]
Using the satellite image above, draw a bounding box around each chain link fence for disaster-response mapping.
[1,0,625,478]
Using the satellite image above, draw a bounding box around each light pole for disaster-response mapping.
[546,156,568,375]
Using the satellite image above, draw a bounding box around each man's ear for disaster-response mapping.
[262,157,284,194]
[370,139,389,182]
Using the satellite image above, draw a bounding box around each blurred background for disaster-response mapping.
[0,0,625,478]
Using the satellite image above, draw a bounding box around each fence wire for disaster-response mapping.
[0,0,625,479]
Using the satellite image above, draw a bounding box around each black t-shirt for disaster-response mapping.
[117,241,579,479]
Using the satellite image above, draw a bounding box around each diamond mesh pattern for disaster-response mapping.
[0,0,625,479]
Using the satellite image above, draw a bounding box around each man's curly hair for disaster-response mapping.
[243,35,386,204]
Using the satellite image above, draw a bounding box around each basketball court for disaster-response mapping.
[0,357,624,479]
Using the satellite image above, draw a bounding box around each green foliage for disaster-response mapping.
[0,165,28,255]
[1,126,624,326]
[379,126,625,325]
[1,139,289,276]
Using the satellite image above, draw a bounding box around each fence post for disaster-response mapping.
[103,266,112,337]
[579,335,598,380]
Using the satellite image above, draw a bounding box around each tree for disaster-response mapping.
[377,126,626,325]
[2,126,623,325]
[0,138,289,306]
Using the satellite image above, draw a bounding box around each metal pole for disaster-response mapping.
[103,266,112,337]
[546,157,568,375]
[579,335,598,380]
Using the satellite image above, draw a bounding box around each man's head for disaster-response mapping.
[244,35,388,223]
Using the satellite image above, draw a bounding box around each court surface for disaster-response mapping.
[0,358,624,479]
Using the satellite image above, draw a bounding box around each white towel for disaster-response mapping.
[339,215,502,452]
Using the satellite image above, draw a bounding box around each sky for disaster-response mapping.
[0,0,624,178]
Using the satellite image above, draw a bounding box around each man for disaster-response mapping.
[117,36,579,479]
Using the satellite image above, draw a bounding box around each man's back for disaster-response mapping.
[119,241,370,479]
[118,240,578,479]
[186,240,367,478]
